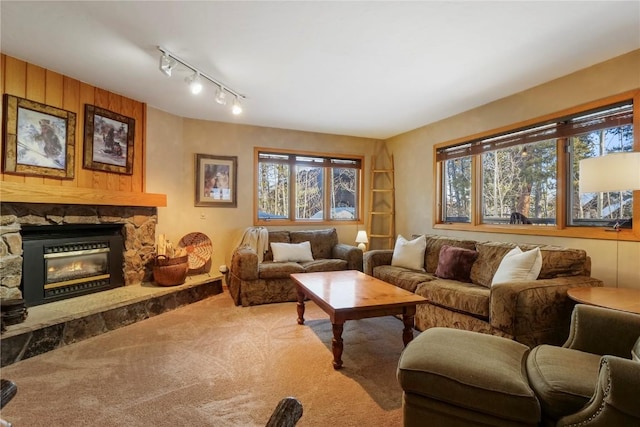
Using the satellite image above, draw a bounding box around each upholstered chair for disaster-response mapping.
[526,304,640,426]
[397,304,640,427]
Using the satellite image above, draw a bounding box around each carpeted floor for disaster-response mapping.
[0,291,410,426]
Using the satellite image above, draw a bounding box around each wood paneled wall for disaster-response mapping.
[1,54,147,194]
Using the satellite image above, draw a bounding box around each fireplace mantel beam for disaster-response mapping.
[0,181,167,207]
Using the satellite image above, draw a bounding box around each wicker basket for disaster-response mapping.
[153,255,189,286]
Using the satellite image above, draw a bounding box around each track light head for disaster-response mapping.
[159,53,175,77]
[215,86,227,105]
[186,72,203,95]
[232,96,243,115]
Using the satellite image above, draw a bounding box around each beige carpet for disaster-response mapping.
[0,291,409,426]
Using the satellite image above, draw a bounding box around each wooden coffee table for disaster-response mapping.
[290,270,427,369]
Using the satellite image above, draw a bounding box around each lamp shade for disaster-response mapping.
[355,230,368,243]
[579,152,640,193]
[355,230,368,251]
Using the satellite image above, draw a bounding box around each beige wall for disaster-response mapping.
[146,110,383,276]
[386,49,640,289]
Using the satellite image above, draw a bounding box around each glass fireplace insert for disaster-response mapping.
[21,224,125,306]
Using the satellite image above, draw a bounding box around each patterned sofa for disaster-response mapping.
[229,228,363,306]
[364,235,604,347]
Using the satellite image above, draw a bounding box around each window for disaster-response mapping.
[568,104,634,228]
[256,149,362,224]
[435,92,638,239]
[482,139,557,225]
[442,156,471,223]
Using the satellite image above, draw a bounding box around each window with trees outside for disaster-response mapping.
[436,92,638,240]
[256,148,362,224]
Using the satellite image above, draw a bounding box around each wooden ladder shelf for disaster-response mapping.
[367,154,395,249]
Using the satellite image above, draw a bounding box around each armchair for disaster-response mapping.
[397,304,640,427]
[526,304,640,426]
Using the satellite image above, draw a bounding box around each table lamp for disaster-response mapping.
[355,230,368,251]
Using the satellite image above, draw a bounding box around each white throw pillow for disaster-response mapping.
[270,241,314,262]
[491,247,542,286]
[391,235,427,271]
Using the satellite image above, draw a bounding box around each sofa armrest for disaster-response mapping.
[363,250,394,275]
[230,246,259,281]
[557,356,640,426]
[490,276,603,341]
[564,304,640,357]
[332,243,363,271]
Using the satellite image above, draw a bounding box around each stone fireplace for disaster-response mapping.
[0,203,158,304]
[0,202,225,368]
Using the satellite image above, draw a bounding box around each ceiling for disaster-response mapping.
[1,1,639,140]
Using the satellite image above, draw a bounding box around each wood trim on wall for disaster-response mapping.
[0,54,166,207]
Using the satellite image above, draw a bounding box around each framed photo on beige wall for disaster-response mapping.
[195,153,237,207]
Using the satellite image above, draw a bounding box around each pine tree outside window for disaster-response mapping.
[442,156,472,223]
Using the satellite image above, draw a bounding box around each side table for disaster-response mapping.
[567,287,640,315]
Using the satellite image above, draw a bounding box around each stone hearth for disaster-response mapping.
[1,274,223,367]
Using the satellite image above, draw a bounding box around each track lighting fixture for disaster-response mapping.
[232,96,243,115]
[187,72,203,95]
[215,86,227,105]
[159,53,175,77]
[157,46,246,115]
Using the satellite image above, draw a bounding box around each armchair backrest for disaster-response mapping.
[564,304,640,358]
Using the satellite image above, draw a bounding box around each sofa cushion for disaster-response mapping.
[537,246,589,279]
[416,279,490,318]
[424,235,477,274]
[470,242,518,287]
[392,234,427,271]
[271,241,314,262]
[491,247,542,286]
[373,265,435,293]
[301,258,348,273]
[258,261,305,279]
[263,231,291,262]
[290,228,338,259]
[434,245,478,283]
[526,345,600,420]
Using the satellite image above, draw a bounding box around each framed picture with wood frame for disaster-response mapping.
[195,153,238,207]
[83,104,135,174]
[2,94,76,179]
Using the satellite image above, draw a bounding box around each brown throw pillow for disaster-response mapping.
[434,245,479,282]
